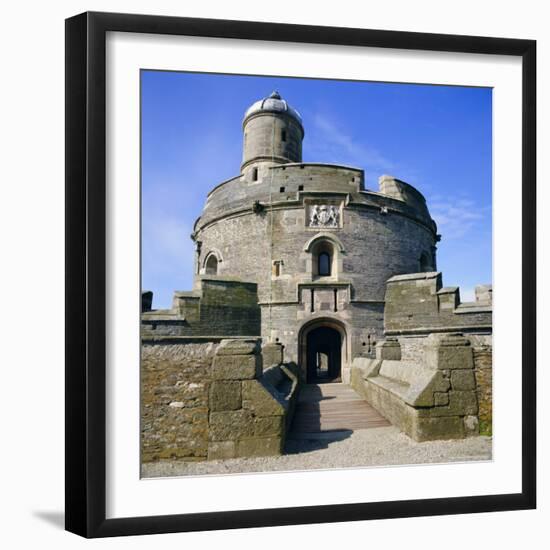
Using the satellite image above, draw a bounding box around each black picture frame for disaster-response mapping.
[65,11,536,538]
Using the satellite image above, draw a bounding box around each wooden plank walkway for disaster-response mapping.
[289,383,391,436]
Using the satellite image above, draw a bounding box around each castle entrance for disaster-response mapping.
[304,325,342,383]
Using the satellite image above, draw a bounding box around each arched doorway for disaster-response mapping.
[306,326,341,383]
[299,319,347,384]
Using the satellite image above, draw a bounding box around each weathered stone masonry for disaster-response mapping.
[142,90,492,455]
[141,338,299,463]
[350,272,492,440]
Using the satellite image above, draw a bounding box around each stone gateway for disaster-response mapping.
[141,91,492,462]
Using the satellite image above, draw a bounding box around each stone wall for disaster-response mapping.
[141,277,261,338]
[384,272,492,336]
[350,334,485,441]
[141,339,217,462]
[208,340,294,460]
[141,338,299,464]
[473,345,493,435]
[196,199,436,305]
[193,178,436,366]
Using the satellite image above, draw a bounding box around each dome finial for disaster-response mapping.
[269,90,281,99]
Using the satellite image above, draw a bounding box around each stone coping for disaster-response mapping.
[454,303,493,314]
[385,326,492,336]
[387,271,440,283]
[141,335,261,343]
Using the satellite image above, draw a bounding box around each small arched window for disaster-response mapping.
[307,236,341,279]
[318,252,331,276]
[205,255,218,275]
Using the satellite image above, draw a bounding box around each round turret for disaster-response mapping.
[241,91,304,181]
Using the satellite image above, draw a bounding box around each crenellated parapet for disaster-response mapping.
[384,272,492,336]
[141,277,261,338]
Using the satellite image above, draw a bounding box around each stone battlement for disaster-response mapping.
[384,272,492,336]
[196,164,434,233]
[141,277,261,338]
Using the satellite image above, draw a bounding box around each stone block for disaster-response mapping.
[262,342,284,368]
[209,410,254,441]
[242,379,286,416]
[414,415,465,441]
[216,339,260,356]
[417,389,478,417]
[253,415,284,437]
[209,381,242,411]
[425,333,474,370]
[434,392,449,406]
[376,339,402,360]
[236,437,283,458]
[211,354,262,380]
[450,369,476,391]
[208,441,236,460]
[463,415,479,436]
[449,390,478,415]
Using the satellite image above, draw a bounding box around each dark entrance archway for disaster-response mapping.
[306,326,342,383]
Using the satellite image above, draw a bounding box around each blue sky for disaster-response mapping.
[142,71,492,309]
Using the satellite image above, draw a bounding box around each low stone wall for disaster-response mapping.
[141,338,299,463]
[473,346,492,435]
[208,340,298,459]
[398,333,492,363]
[351,333,486,441]
[141,339,217,462]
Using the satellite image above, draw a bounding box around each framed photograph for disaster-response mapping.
[65,11,536,538]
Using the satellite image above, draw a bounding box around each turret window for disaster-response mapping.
[281,130,287,142]
[252,167,258,181]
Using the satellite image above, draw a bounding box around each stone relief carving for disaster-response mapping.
[309,204,339,228]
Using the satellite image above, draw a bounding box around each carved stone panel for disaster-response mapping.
[306,201,343,229]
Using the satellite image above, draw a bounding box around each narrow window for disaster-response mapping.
[272,260,282,277]
[281,130,287,142]
[310,288,315,312]
[333,288,338,312]
[318,252,331,276]
[252,167,258,181]
[205,255,218,275]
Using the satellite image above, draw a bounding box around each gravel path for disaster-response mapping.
[142,426,492,478]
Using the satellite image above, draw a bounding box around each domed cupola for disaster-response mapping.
[243,90,303,126]
[241,91,304,181]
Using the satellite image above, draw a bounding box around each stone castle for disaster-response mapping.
[141,92,492,462]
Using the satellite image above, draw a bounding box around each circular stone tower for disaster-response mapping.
[241,91,304,183]
[192,92,438,382]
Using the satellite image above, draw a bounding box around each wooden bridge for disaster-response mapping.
[289,382,391,436]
